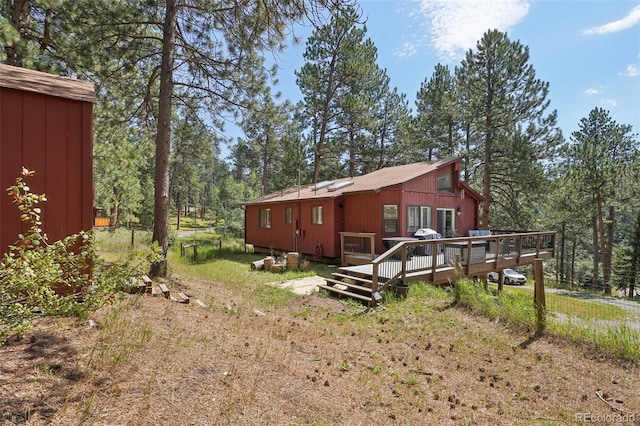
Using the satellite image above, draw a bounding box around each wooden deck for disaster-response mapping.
[319,231,556,305]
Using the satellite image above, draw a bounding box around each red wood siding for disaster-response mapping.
[0,87,93,254]
[245,198,343,258]
[245,203,296,253]
[343,191,384,254]
[244,159,482,260]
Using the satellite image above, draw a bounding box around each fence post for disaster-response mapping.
[534,258,546,336]
[131,228,135,247]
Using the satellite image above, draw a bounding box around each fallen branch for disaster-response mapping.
[595,390,632,415]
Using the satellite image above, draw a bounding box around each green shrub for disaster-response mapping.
[0,169,160,344]
[0,169,95,342]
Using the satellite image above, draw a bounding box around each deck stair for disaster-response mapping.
[318,270,377,305]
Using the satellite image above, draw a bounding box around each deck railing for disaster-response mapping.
[364,231,556,294]
[340,232,376,266]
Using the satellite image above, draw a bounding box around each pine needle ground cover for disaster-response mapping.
[1,234,639,424]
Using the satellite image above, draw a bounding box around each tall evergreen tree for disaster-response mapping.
[93,102,151,230]
[171,102,219,229]
[239,89,292,196]
[456,29,561,229]
[295,5,367,182]
[367,80,412,171]
[335,37,382,177]
[565,107,638,294]
[37,0,356,276]
[415,64,459,160]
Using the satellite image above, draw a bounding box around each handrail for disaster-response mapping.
[369,231,556,295]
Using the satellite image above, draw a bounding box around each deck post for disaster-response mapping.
[466,239,472,276]
[534,258,546,336]
[431,243,438,283]
[516,237,523,265]
[371,263,379,294]
[401,243,407,282]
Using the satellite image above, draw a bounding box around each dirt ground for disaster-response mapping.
[1,276,639,425]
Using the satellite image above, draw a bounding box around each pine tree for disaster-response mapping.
[415,64,459,160]
[456,29,561,230]
[51,0,356,276]
[295,6,369,182]
[565,107,638,294]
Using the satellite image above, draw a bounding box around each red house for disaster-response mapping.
[244,158,483,260]
[0,64,95,254]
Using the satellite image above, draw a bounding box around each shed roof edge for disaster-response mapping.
[0,64,96,103]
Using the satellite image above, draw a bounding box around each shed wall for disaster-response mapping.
[0,86,93,254]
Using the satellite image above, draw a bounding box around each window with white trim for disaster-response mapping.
[312,205,323,225]
[383,204,398,233]
[285,207,292,224]
[407,205,432,233]
[259,208,272,228]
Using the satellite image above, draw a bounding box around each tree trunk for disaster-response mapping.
[630,210,640,298]
[261,135,269,197]
[595,194,610,294]
[559,222,566,284]
[150,0,177,277]
[110,188,121,232]
[603,205,614,294]
[570,238,576,289]
[591,197,600,290]
[348,129,356,177]
[312,113,328,184]
[464,124,470,181]
[176,199,181,230]
[481,146,491,229]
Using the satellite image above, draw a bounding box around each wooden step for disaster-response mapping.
[331,273,373,285]
[169,292,189,303]
[141,275,153,294]
[317,284,373,304]
[158,283,170,299]
[324,277,372,294]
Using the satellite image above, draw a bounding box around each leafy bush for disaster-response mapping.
[0,169,92,341]
[0,168,160,344]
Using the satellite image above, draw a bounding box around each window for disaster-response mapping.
[421,206,432,229]
[259,208,271,228]
[407,205,432,233]
[407,206,420,233]
[285,207,292,224]
[312,205,323,225]
[437,172,453,192]
[383,204,398,233]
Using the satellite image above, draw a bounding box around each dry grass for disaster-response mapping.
[2,270,640,424]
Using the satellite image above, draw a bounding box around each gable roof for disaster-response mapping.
[245,158,465,205]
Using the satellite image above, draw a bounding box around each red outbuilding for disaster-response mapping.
[244,157,483,261]
[0,64,95,254]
